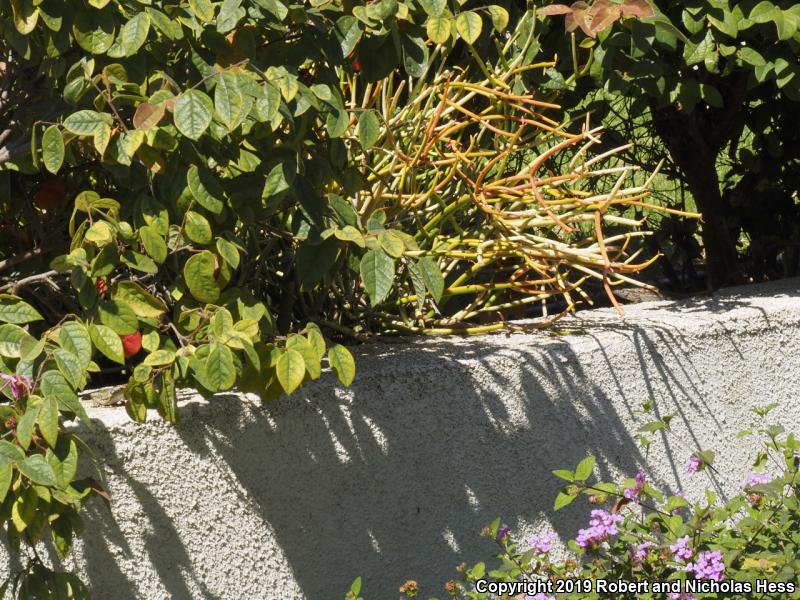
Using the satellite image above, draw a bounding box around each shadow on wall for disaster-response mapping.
[71,288,797,599]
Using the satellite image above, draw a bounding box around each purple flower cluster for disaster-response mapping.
[624,471,647,502]
[686,456,704,474]
[524,594,555,600]
[629,541,656,565]
[575,509,622,549]
[528,531,557,555]
[670,536,693,562]
[668,592,697,600]
[686,550,725,581]
[741,471,771,490]
[0,373,30,400]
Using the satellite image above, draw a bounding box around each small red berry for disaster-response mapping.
[121,331,142,359]
[96,277,107,295]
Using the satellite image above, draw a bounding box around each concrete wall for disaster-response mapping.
[6,279,800,599]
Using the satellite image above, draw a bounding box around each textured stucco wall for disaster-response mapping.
[4,279,800,599]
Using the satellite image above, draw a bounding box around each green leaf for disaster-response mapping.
[97,300,138,335]
[684,31,714,66]
[38,396,59,448]
[142,349,176,367]
[418,256,444,302]
[286,335,321,379]
[41,371,90,425]
[120,12,150,57]
[360,250,395,306]
[0,463,12,504]
[54,349,84,389]
[63,110,113,136]
[174,90,214,140]
[486,5,509,31]
[456,11,482,44]
[552,469,574,482]
[573,455,596,481]
[214,71,246,132]
[187,165,226,214]
[0,295,43,324]
[554,490,578,510]
[738,47,766,67]
[73,9,116,54]
[327,344,356,386]
[217,0,246,33]
[358,110,381,150]
[0,440,26,463]
[113,281,167,318]
[185,211,213,245]
[58,321,92,369]
[0,323,30,358]
[419,0,446,17]
[276,349,305,394]
[184,250,220,304]
[427,16,452,44]
[157,375,178,422]
[16,404,40,451]
[139,225,168,263]
[206,344,236,391]
[18,454,56,486]
[189,0,215,22]
[42,125,65,174]
[47,438,79,489]
[216,238,240,269]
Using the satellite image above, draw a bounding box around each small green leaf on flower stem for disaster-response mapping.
[42,125,65,174]
[0,323,29,358]
[486,5,509,32]
[357,110,381,150]
[553,490,578,511]
[327,344,356,387]
[276,348,306,394]
[0,295,43,324]
[697,450,716,466]
[174,89,214,140]
[183,250,220,303]
[456,11,483,44]
[360,249,395,306]
[552,469,575,482]
[573,455,596,481]
[426,16,452,44]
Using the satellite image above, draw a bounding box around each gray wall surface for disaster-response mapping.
[4,279,800,599]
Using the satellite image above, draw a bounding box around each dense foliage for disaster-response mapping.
[0,0,677,595]
[349,405,800,599]
[533,0,800,287]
